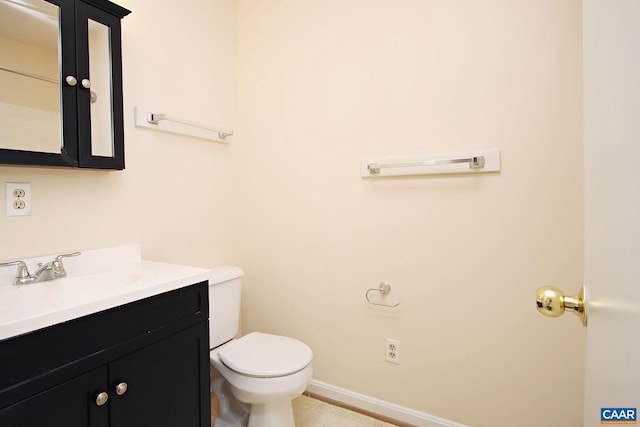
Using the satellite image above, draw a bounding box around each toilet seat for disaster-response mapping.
[218,332,313,378]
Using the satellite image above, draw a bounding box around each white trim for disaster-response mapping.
[306,379,469,427]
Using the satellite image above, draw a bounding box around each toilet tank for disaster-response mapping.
[208,266,244,349]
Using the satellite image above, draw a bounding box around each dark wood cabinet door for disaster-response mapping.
[109,322,210,427]
[0,366,109,427]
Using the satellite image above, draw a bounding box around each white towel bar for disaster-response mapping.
[361,150,500,177]
[134,106,233,143]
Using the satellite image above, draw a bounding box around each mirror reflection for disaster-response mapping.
[89,19,113,157]
[0,0,61,153]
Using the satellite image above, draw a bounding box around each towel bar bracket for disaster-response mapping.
[147,113,166,124]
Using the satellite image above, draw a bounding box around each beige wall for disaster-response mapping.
[235,1,584,427]
[1,1,584,426]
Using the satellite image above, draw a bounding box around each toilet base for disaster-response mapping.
[212,374,299,427]
[213,377,249,427]
[248,399,296,427]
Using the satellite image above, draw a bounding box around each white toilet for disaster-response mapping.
[208,266,313,427]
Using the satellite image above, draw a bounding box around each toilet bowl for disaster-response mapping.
[210,332,312,427]
[208,267,313,427]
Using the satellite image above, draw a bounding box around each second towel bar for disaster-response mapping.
[368,156,485,174]
[361,150,501,177]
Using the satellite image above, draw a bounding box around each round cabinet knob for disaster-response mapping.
[65,76,77,86]
[535,285,587,326]
[81,78,91,89]
[95,391,109,406]
[115,382,128,396]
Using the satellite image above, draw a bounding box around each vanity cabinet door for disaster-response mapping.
[109,322,210,427]
[0,366,109,427]
[0,324,209,427]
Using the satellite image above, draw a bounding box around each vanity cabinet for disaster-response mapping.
[0,0,130,169]
[0,282,211,427]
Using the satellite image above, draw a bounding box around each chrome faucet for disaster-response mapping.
[0,252,81,286]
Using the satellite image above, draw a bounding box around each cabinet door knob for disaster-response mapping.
[81,78,91,89]
[65,76,78,86]
[95,391,109,406]
[115,382,128,396]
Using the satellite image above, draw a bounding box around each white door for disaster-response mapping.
[583,1,640,426]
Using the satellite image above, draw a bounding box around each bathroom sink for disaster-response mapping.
[55,268,142,290]
[0,245,211,341]
[0,266,141,312]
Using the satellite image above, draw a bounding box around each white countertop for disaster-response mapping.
[0,245,211,341]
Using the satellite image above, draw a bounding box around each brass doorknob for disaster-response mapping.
[535,286,587,326]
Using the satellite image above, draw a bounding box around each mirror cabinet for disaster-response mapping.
[0,0,130,169]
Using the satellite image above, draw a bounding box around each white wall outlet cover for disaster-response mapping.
[386,338,401,364]
[6,182,31,216]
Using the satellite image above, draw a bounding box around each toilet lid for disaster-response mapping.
[218,332,313,377]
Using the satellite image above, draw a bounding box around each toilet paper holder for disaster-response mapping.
[366,282,401,308]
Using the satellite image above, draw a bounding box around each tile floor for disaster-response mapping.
[292,395,400,427]
[211,394,400,426]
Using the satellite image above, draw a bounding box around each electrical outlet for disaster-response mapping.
[6,182,31,216]
[386,338,400,364]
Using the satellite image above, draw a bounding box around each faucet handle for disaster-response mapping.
[54,252,82,262]
[52,252,81,277]
[0,260,32,285]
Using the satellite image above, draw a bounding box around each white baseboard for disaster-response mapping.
[306,379,469,427]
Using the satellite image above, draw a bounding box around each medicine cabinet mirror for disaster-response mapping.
[0,0,130,169]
